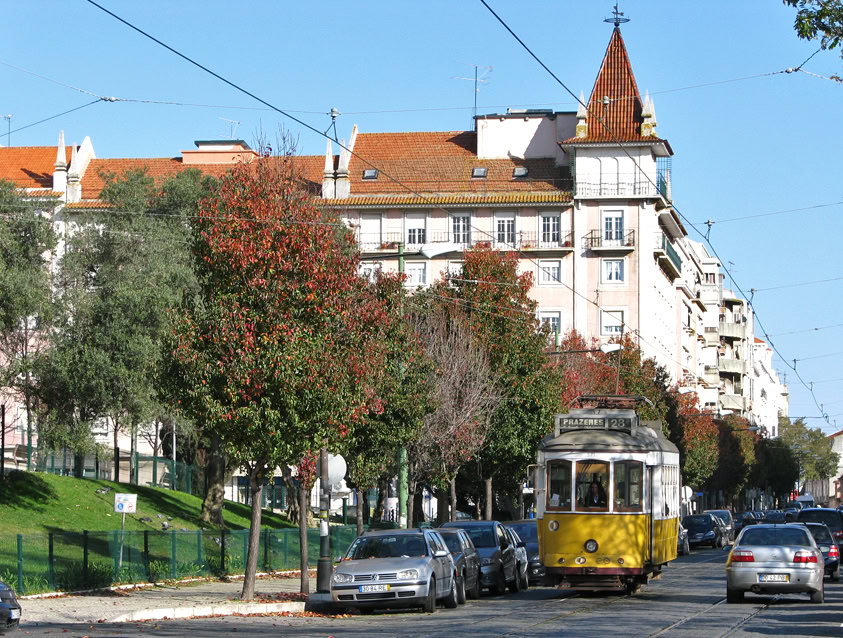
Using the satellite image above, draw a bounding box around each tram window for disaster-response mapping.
[614,461,643,512]
[576,461,609,511]
[546,460,572,511]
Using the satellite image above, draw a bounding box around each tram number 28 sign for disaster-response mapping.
[114,493,138,514]
[556,416,634,431]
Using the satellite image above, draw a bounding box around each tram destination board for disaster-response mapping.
[555,415,634,431]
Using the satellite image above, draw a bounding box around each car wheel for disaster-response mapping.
[520,566,529,590]
[456,571,467,605]
[832,566,840,583]
[509,565,522,593]
[811,585,824,604]
[685,538,691,555]
[468,569,481,599]
[444,573,459,609]
[726,587,744,604]
[423,577,437,613]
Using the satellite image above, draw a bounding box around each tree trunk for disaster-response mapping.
[484,477,493,520]
[240,470,264,601]
[299,484,310,594]
[375,479,386,522]
[113,415,120,483]
[356,487,364,537]
[200,435,227,527]
[449,477,457,522]
[407,478,416,528]
[437,488,447,526]
[518,482,525,520]
[73,452,85,478]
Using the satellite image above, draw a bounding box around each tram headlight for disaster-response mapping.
[584,539,598,553]
[548,520,559,532]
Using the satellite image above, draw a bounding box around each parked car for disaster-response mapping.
[726,523,824,604]
[682,513,725,548]
[784,500,804,511]
[796,508,843,546]
[330,528,458,613]
[505,526,529,591]
[437,527,481,602]
[677,523,690,556]
[797,522,840,582]
[764,510,786,523]
[704,509,734,542]
[508,519,544,585]
[734,512,759,536]
[0,581,21,633]
[441,520,518,594]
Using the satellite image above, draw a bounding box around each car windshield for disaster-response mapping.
[346,534,427,559]
[798,510,842,530]
[707,510,731,523]
[739,528,811,547]
[440,534,461,553]
[464,526,496,548]
[807,526,833,544]
[508,523,538,543]
[683,515,713,531]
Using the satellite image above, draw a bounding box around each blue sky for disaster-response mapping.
[3,1,842,430]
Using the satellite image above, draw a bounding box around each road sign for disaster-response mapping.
[114,493,137,514]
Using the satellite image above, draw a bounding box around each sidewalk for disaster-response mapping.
[19,574,314,628]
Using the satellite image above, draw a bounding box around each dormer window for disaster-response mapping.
[362,169,379,180]
[512,166,528,179]
[471,167,488,179]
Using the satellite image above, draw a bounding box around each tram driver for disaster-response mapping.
[580,480,607,508]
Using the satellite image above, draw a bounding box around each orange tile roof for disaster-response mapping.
[319,191,572,208]
[63,201,112,210]
[562,28,664,145]
[347,131,570,194]
[0,146,72,189]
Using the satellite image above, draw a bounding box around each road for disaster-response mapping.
[15,548,842,637]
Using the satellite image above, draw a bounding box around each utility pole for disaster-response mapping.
[1,404,5,479]
[316,448,332,592]
[397,243,409,528]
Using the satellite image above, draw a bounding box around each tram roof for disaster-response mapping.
[539,421,679,455]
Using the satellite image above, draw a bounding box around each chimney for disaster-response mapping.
[334,124,358,200]
[53,130,67,194]
[575,91,588,138]
[321,139,335,199]
[66,142,81,202]
[640,91,657,137]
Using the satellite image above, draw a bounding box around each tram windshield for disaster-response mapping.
[576,461,609,511]
[614,461,643,512]
[547,460,572,511]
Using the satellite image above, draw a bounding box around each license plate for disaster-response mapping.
[359,584,390,593]
[759,574,788,583]
[9,609,19,619]
[695,533,704,538]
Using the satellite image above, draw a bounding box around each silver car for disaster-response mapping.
[331,528,459,613]
[726,524,824,604]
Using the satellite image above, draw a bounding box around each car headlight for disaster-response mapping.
[529,554,540,562]
[332,572,353,584]
[704,531,714,537]
[397,569,419,580]
[481,557,495,566]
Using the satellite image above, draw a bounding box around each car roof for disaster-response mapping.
[361,528,428,537]
[798,507,839,513]
[441,520,499,527]
[509,519,537,525]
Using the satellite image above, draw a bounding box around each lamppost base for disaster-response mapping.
[316,556,333,593]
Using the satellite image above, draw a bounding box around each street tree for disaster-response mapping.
[165,158,393,600]
[783,0,843,63]
[670,393,719,490]
[709,415,757,503]
[0,181,57,471]
[780,417,839,482]
[752,437,799,505]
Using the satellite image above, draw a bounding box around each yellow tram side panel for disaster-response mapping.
[539,515,678,570]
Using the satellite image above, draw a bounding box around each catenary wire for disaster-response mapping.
[3,100,105,137]
[697,200,843,225]
[754,275,843,293]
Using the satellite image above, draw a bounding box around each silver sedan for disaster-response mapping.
[725,524,824,603]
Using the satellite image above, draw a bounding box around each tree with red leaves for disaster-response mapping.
[165,159,391,600]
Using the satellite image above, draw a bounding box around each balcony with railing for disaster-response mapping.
[718,358,746,375]
[516,230,574,251]
[574,173,665,198]
[719,321,747,340]
[654,232,682,280]
[584,229,635,252]
[721,394,747,412]
[356,227,577,255]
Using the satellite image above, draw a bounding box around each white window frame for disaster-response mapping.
[601,208,625,246]
[358,212,383,250]
[538,259,562,286]
[451,213,472,246]
[538,309,563,339]
[404,261,427,287]
[447,260,464,279]
[600,307,626,336]
[405,212,427,247]
[539,211,562,248]
[601,258,625,284]
[358,261,382,283]
[495,211,517,248]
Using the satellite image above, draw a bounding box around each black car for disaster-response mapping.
[440,520,518,594]
[437,527,482,602]
[764,510,786,523]
[734,512,759,536]
[682,514,724,548]
[796,508,843,546]
[508,520,544,585]
[798,521,841,582]
[0,581,21,633]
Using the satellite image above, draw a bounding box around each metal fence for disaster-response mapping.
[0,525,361,595]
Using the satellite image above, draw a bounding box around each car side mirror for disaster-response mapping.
[434,549,449,558]
[517,541,526,549]
[722,544,732,551]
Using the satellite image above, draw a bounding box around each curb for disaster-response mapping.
[107,601,307,623]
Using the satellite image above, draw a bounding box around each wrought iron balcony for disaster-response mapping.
[574,174,663,198]
[584,229,635,252]
[654,232,682,280]
[516,230,574,251]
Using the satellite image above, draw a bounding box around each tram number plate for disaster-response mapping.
[359,584,390,593]
[759,574,788,583]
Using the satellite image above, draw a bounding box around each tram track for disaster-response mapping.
[645,593,781,638]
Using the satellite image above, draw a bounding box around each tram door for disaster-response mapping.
[647,466,655,568]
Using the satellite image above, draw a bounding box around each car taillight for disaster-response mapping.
[731,550,754,562]
[793,551,818,563]
[829,544,839,559]
[833,530,843,539]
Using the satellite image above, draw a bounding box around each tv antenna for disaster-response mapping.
[325,107,341,142]
[453,63,492,128]
[604,3,630,27]
[218,117,241,139]
[2,115,11,147]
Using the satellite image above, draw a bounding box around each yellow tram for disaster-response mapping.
[535,396,680,591]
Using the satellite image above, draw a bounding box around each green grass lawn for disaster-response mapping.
[0,470,294,535]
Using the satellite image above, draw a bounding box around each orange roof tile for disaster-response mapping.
[0,146,72,189]
[347,131,570,195]
[319,191,572,208]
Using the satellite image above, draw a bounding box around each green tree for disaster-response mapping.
[0,181,57,471]
[780,417,840,483]
[752,437,799,505]
[165,159,393,600]
[783,0,843,61]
